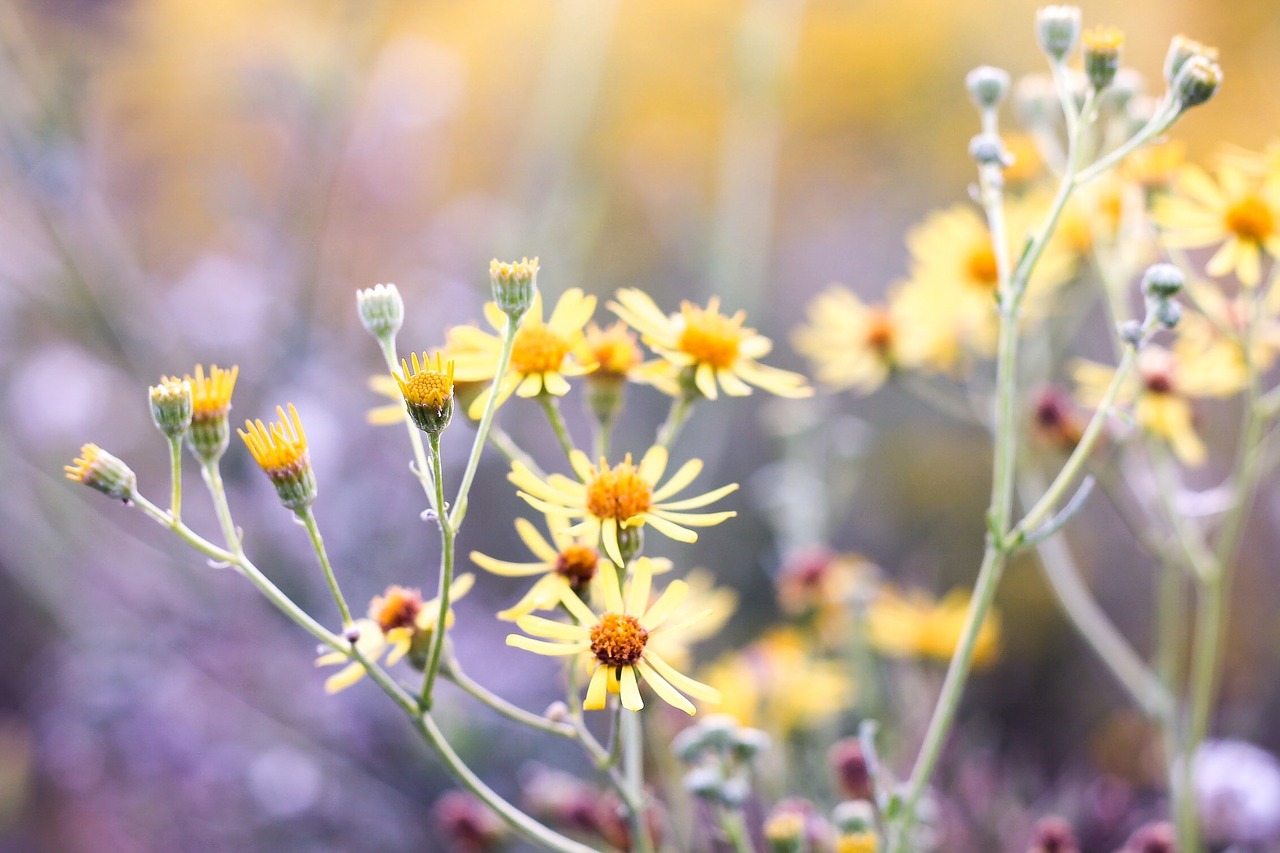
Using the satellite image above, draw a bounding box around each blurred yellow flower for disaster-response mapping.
[609,289,812,399]
[644,568,737,673]
[584,321,645,382]
[791,287,907,394]
[316,574,474,694]
[509,446,737,566]
[698,627,853,732]
[866,585,1001,667]
[1156,162,1280,287]
[506,559,721,715]
[449,290,598,419]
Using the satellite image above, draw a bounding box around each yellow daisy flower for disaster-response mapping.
[238,403,316,511]
[792,287,900,394]
[1155,162,1280,287]
[448,289,598,419]
[508,446,738,566]
[506,559,721,714]
[1175,285,1280,397]
[1073,345,1235,467]
[607,289,812,400]
[698,627,853,732]
[316,574,474,694]
[903,202,1077,358]
[583,321,644,382]
[866,585,1002,667]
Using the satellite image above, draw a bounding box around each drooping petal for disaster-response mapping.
[619,665,644,711]
[636,660,695,715]
[641,513,699,543]
[640,579,688,631]
[584,666,609,710]
[643,650,722,703]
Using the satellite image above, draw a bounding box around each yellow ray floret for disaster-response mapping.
[239,403,309,475]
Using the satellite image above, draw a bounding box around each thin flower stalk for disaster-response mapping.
[421,432,455,708]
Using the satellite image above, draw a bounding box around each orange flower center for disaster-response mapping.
[588,322,642,377]
[589,613,649,666]
[585,456,653,522]
[371,585,423,633]
[864,308,895,355]
[678,304,744,369]
[555,545,599,590]
[1224,195,1275,242]
[511,324,572,375]
[966,244,1000,289]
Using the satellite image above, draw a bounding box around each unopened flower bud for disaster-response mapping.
[832,800,877,835]
[1122,821,1175,853]
[544,701,570,723]
[672,724,709,763]
[1082,26,1123,90]
[683,764,723,800]
[395,351,455,436]
[1141,264,1184,299]
[1154,299,1182,329]
[966,66,1011,110]
[763,810,807,853]
[1036,6,1082,62]
[721,774,751,807]
[1028,816,1079,853]
[65,444,136,502]
[490,257,539,320]
[1173,55,1222,111]
[1164,35,1218,86]
[697,714,738,750]
[149,376,193,440]
[344,624,362,644]
[357,283,405,341]
[616,524,644,565]
[969,133,1010,167]
[830,738,875,801]
[731,727,771,761]
[1119,320,1144,347]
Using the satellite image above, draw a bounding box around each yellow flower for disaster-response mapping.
[185,363,239,463]
[449,289,598,419]
[1174,286,1280,398]
[238,403,316,511]
[792,287,902,394]
[836,831,880,853]
[584,321,644,381]
[608,289,812,400]
[506,559,721,714]
[903,203,1076,359]
[471,514,673,620]
[395,350,455,434]
[866,585,1001,667]
[65,443,136,502]
[508,446,738,566]
[317,574,474,694]
[1155,162,1280,287]
[1073,344,1238,467]
[698,627,853,732]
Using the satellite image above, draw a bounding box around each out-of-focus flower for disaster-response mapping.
[866,585,1001,667]
[1027,816,1079,853]
[1174,287,1280,397]
[792,287,906,394]
[509,446,737,567]
[699,627,853,732]
[609,289,812,399]
[64,444,136,502]
[1074,344,1239,467]
[582,320,644,424]
[829,738,874,801]
[643,568,736,673]
[1156,162,1280,287]
[1122,141,1185,195]
[186,364,239,464]
[449,289,598,419]
[1194,739,1280,845]
[776,548,876,648]
[506,559,721,714]
[316,575,474,693]
[1082,26,1123,91]
[238,403,317,512]
[1003,132,1047,189]
[902,203,1076,359]
[1119,821,1175,853]
[433,790,508,853]
[1031,385,1089,452]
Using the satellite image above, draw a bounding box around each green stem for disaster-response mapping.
[132,491,340,650]
[167,436,183,525]
[1074,97,1181,187]
[414,713,599,853]
[300,506,354,627]
[377,335,438,513]
[421,433,454,709]
[451,318,520,528]
[621,709,653,853]
[538,393,577,463]
[717,807,756,853]
[443,659,576,739]
[656,394,695,450]
[593,414,613,462]
[201,461,243,558]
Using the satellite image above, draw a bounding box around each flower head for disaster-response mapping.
[506,559,721,714]
[1156,162,1280,287]
[185,364,238,463]
[490,256,539,319]
[238,403,316,511]
[509,446,737,566]
[395,351,455,435]
[149,376,194,440]
[65,443,136,502]
[317,574,474,693]
[449,289,597,419]
[793,287,924,394]
[609,289,811,400]
[866,585,1002,666]
[356,283,404,340]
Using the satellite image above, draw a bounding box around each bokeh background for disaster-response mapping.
[3,0,1279,850]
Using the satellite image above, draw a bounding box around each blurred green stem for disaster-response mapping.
[300,506,353,627]
[421,432,454,709]
[451,318,520,529]
[657,394,695,450]
[167,436,183,525]
[622,709,653,853]
[538,394,577,463]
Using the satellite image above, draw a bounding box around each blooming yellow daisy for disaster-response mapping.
[866,585,1001,667]
[1156,162,1280,287]
[1174,285,1280,397]
[1073,345,1235,467]
[316,574,474,694]
[508,446,738,566]
[903,202,1077,358]
[608,288,812,400]
[448,289,598,419]
[506,559,721,714]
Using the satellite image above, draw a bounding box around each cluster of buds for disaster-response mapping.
[672,714,770,807]
[519,764,659,851]
[1165,35,1222,112]
[1140,263,1186,331]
